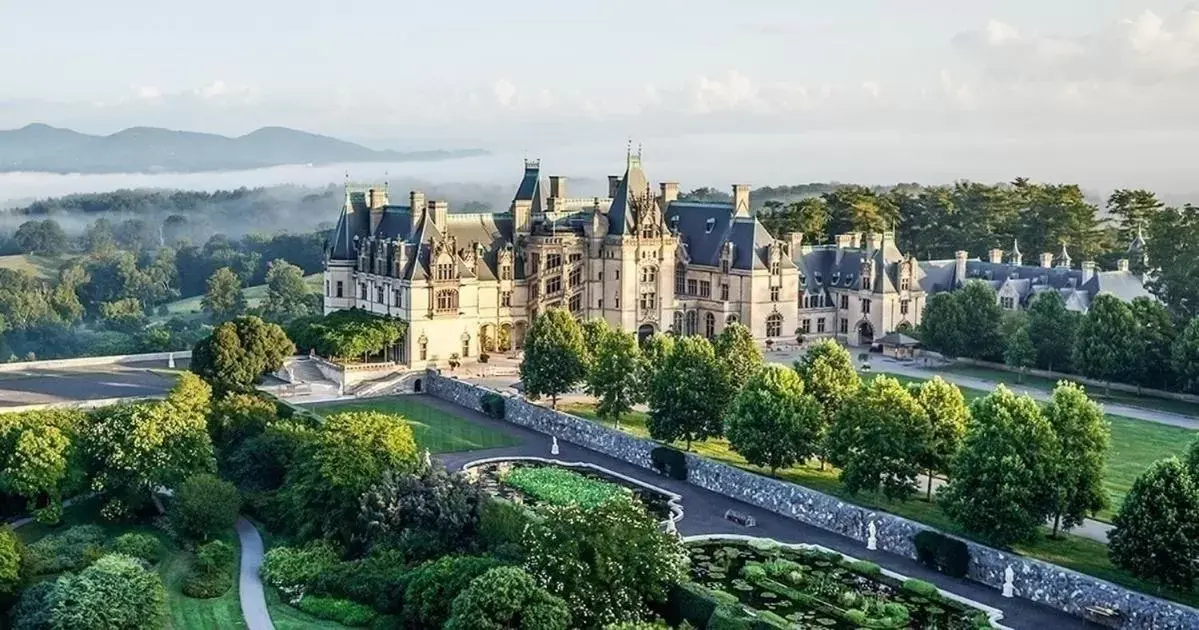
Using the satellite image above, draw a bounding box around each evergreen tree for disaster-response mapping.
[1145,205,1199,321]
[1026,291,1078,373]
[1074,294,1138,394]
[725,365,822,474]
[918,293,967,358]
[1173,318,1199,395]
[940,386,1058,546]
[1109,458,1199,588]
[1043,382,1110,537]
[1128,297,1178,391]
[827,376,929,501]
[956,281,1005,361]
[520,308,588,409]
[1002,313,1037,382]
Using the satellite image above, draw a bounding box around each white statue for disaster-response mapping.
[1003,565,1015,598]
[424,449,432,470]
[551,436,560,456]
[167,352,175,369]
[665,518,677,535]
[867,521,878,551]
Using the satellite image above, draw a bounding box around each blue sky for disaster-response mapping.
[2,1,1198,191]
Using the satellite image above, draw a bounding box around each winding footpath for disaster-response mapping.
[236,518,274,630]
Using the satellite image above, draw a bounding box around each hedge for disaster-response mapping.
[480,393,506,419]
[651,446,688,481]
[913,530,969,578]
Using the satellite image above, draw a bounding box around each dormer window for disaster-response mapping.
[705,218,716,233]
[670,216,680,231]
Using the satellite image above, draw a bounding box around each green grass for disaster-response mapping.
[304,395,519,454]
[265,586,350,630]
[15,498,246,630]
[559,401,1199,608]
[940,363,1199,419]
[0,253,69,280]
[151,273,322,322]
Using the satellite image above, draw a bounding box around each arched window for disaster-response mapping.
[641,266,658,283]
[705,313,716,339]
[766,312,783,338]
[726,314,738,325]
[672,311,684,334]
[685,311,698,336]
[435,289,459,313]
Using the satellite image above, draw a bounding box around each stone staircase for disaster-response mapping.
[282,358,336,386]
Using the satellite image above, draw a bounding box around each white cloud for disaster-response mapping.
[134,86,161,100]
[492,79,516,108]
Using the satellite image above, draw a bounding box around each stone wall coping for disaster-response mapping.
[0,350,191,373]
[683,533,1011,630]
[461,455,684,525]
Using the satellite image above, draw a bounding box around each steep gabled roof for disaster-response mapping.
[606,156,650,236]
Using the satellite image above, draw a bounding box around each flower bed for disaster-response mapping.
[467,459,677,522]
[686,539,995,629]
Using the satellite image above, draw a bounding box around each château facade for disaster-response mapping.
[323,151,801,364]
[323,149,1154,363]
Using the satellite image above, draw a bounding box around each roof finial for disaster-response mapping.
[637,142,643,160]
[626,138,632,164]
[1011,237,1021,255]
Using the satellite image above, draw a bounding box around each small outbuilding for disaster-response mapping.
[877,332,921,359]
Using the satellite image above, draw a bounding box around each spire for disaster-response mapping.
[1057,242,1071,268]
[1011,238,1021,257]
[1009,238,1023,265]
[1129,225,1147,252]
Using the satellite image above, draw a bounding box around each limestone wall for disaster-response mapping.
[424,370,1199,629]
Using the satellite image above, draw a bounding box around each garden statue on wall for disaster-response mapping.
[551,436,559,456]
[867,521,878,551]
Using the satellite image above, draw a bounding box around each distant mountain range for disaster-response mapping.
[0,124,488,174]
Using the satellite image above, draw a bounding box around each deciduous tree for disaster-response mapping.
[1026,291,1078,373]
[171,473,239,541]
[793,339,861,468]
[1173,317,1199,395]
[1002,313,1036,382]
[445,566,571,630]
[585,326,643,429]
[912,377,968,501]
[1109,458,1199,588]
[201,267,246,322]
[191,316,294,393]
[940,386,1058,546]
[1128,297,1178,392]
[262,258,314,323]
[714,322,764,394]
[1145,204,1199,321]
[1043,383,1110,537]
[647,336,728,449]
[956,281,1005,361]
[827,376,930,500]
[520,308,587,409]
[725,365,822,474]
[1074,294,1138,394]
[918,293,967,359]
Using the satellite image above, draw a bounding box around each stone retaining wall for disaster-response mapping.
[424,371,1199,630]
[0,350,190,373]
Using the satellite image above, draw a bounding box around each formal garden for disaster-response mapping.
[518,308,1199,610]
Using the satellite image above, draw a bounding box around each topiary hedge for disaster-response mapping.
[651,446,688,480]
[480,393,506,420]
[913,530,969,578]
[109,533,166,565]
[296,595,380,627]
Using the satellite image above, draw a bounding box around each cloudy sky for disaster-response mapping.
[2,1,1198,192]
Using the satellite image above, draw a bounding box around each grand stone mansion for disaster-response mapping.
[323,152,1151,363]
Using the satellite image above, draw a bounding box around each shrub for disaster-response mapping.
[444,566,570,630]
[261,541,340,592]
[403,555,501,628]
[762,558,802,582]
[845,609,868,625]
[664,582,718,627]
[500,465,626,509]
[478,352,490,364]
[478,498,534,558]
[296,596,379,627]
[740,562,766,582]
[0,526,24,597]
[901,578,940,598]
[707,606,752,630]
[753,611,791,629]
[48,554,167,630]
[846,559,881,576]
[308,550,411,614]
[882,603,910,623]
[183,540,236,598]
[913,530,970,578]
[26,525,107,575]
[480,392,505,419]
[650,446,688,480]
[110,532,166,565]
[10,581,55,630]
[171,473,240,541]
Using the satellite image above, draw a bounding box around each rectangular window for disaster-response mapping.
[501,265,512,281]
[721,283,729,301]
[699,281,711,298]
[675,269,686,294]
[546,277,562,295]
[501,291,511,307]
[687,279,697,295]
[614,269,620,280]
[325,280,330,296]
[1001,297,1014,310]
[770,286,780,302]
[569,253,582,263]
[840,319,848,334]
[721,260,730,273]
[547,254,562,269]
[598,298,604,309]
[569,294,582,312]
[640,292,656,310]
[614,295,620,308]
[419,344,427,361]
[336,281,344,298]
[771,261,781,275]
[530,254,540,274]
[817,318,826,333]
[359,283,367,300]
[436,263,455,281]
[568,268,582,288]
[376,287,384,304]
[801,319,811,333]
[394,289,402,307]
[862,299,872,314]
[840,295,849,309]
[900,299,910,315]
[598,271,604,281]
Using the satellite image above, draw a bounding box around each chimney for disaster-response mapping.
[608,175,621,198]
[1117,258,1130,273]
[549,176,566,199]
[954,250,968,288]
[850,233,862,249]
[368,187,387,210]
[1040,252,1054,268]
[988,248,1003,264]
[732,184,750,217]
[1081,260,1097,284]
[428,200,448,227]
[409,190,426,226]
[788,232,804,257]
[512,199,533,234]
[867,232,883,252]
[835,234,855,249]
[660,182,679,205]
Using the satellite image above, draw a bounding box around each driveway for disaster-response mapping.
[0,366,179,407]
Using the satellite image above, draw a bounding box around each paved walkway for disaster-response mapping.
[422,394,1101,630]
[236,518,274,630]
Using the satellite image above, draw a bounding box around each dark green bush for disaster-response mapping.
[651,446,688,480]
[663,582,718,627]
[707,606,751,630]
[478,498,533,558]
[110,532,166,565]
[913,530,970,578]
[846,559,881,576]
[262,541,340,590]
[25,525,107,575]
[296,596,379,627]
[10,581,54,630]
[403,555,502,628]
[480,393,506,419]
[308,550,411,614]
[182,540,236,599]
[901,578,940,598]
[48,554,168,630]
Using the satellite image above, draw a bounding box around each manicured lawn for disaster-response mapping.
[266,586,349,630]
[15,498,246,630]
[305,395,519,453]
[940,363,1199,419]
[0,253,69,280]
[559,401,1199,608]
[150,273,322,322]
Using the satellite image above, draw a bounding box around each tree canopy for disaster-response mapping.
[725,365,822,474]
[827,376,930,500]
[520,309,588,409]
[646,336,728,449]
[191,316,294,392]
